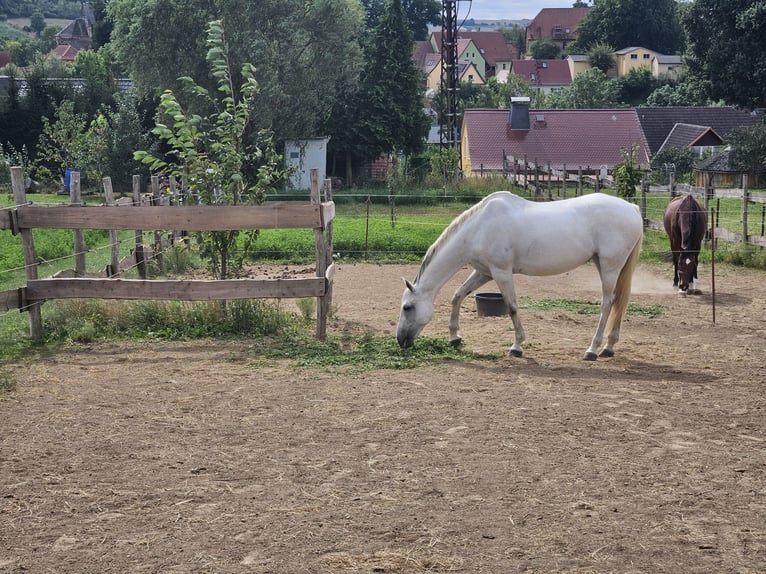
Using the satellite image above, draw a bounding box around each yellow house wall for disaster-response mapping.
[567,58,591,79]
[461,127,472,176]
[616,48,657,75]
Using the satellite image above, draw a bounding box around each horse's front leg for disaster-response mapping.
[494,273,525,357]
[672,252,680,288]
[449,270,491,347]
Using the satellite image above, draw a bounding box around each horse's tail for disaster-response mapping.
[605,234,642,336]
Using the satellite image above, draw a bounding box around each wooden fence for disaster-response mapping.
[0,167,335,341]
[501,156,766,248]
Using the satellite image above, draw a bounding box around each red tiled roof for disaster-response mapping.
[526,7,590,41]
[463,108,651,172]
[52,44,79,62]
[510,59,571,87]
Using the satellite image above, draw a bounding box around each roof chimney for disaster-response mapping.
[509,97,530,130]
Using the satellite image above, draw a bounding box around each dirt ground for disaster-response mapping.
[1,260,765,574]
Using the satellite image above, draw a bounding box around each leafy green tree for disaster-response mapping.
[29,11,45,36]
[332,0,430,176]
[546,68,620,109]
[107,0,365,142]
[362,0,440,41]
[572,0,682,55]
[614,143,644,199]
[103,92,155,193]
[728,123,766,181]
[33,99,108,188]
[527,38,560,60]
[613,67,657,105]
[135,21,285,279]
[587,42,615,73]
[683,0,766,109]
[73,48,117,117]
[497,25,526,54]
[649,146,696,185]
[645,75,714,106]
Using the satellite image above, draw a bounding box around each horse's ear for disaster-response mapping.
[403,278,415,292]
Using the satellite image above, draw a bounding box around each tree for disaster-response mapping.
[33,99,108,188]
[683,0,766,109]
[546,68,620,109]
[331,0,430,176]
[362,0,440,41]
[135,21,286,280]
[645,76,714,106]
[613,67,657,105]
[587,42,615,73]
[29,11,45,36]
[107,0,365,142]
[527,38,560,60]
[497,25,526,54]
[613,143,643,199]
[728,123,766,181]
[571,0,682,55]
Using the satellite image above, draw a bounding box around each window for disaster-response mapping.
[643,53,650,60]
[630,54,638,60]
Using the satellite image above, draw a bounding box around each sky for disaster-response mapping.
[457,1,581,21]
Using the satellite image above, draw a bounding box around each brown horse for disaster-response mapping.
[663,194,708,294]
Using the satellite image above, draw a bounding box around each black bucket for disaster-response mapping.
[475,293,509,317]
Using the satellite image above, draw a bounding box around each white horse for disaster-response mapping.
[396,191,644,361]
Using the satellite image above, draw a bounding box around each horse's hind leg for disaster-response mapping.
[584,271,616,361]
[449,270,491,346]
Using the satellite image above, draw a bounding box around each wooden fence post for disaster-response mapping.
[578,167,583,197]
[71,171,86,277]
[640,176,648,227]
[10,167,42,340]
[742,174,749,242]
[311,168,328,340]
[102,177,120,276]
[133,175,146,279]
[151,175,163,275]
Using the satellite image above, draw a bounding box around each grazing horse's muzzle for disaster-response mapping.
[397,333,414,348]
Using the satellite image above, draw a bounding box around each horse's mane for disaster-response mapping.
[414,195,490,284]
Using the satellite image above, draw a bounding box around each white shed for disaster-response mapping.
[285,137,330,190]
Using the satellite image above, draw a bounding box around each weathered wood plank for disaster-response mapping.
[16,202,326,231]
[26,277,327,301]
[0,288,21,312]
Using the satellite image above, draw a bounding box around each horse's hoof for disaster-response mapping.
[598,348,614,358]
[449,337,462,348]
[583,352,598,361]
[509,348,523,358]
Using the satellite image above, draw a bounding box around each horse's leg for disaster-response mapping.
[672,250,679,288]
[493,273,525,357]
[449,270,491,347]
[583,266,617,361]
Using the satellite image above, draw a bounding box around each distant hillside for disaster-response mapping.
[0,0,80,19]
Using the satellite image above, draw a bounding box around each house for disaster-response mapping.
[525,7,590,53]
[693,147,748,188]
[656,123,724,157]
[460,97,650,177]
[652,54,682,81]
[54,1,96,51]
[415,37,486,91]
[567,47,683,81]
[509,59,571,93]
[429,31,518,78]
[636,107,764,157]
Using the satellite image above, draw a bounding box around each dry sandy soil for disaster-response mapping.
[1,261,765,573]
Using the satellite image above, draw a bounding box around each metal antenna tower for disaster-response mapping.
[440,0,460,154]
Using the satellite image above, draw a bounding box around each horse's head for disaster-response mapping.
[677,252,698,291]
[396,278,434,348]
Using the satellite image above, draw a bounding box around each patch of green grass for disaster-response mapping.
[0,370,17,393]
[519,296,667,318]
[250,334,498,372]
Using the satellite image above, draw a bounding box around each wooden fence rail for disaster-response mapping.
[2,166,335,341]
